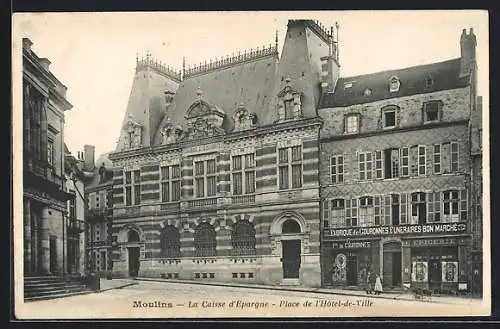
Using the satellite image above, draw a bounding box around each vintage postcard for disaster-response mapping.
[12,10,490,319]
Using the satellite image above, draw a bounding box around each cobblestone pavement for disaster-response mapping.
[17,280,488,319]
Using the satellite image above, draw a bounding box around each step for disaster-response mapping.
[25,283,85,293]
[24,286,89,298]
[24,290,94,302]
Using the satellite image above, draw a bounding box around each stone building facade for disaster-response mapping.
[103,21,483,292]
[107,20,332,287]
[83,146,115,276]
[22,38,74,276]
[318,28,480,294]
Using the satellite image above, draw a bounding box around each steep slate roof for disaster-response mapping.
[153,53,278,145]
[319,58,470,108]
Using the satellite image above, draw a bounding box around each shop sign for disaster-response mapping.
[324,222,467,238]
[410,238,457,247]
[332,240,372,249]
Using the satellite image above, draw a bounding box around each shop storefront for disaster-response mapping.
[322,222,470,293]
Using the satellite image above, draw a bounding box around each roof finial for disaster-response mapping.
[275,30,279,55]
[196,86,203,99]
[335,22,340,62]
[182,56,186,77]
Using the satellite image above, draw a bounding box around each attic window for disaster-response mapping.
[426,75,434,87]
[344,82,353,89]
[389,76,400,93]
[423,100,442,123]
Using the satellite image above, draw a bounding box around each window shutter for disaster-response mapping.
[384,195,391,225]
[410,146,418,176]
[400,193,407,224]
[343,153,348,183]
[442,143,451,173]
[460,189,467,221]
[427,192,434,222]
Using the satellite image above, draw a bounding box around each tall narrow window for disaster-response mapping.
[194,161,205,198]
[345,198,357,227]
[133,170,141,205]
[206,159,216,196]
[401,147,409,177]
[331,199,345,227]
[418,145,427,176]
[443,190,459,222]
[359,152,372,180]
[161,166,170,202]
[69,192,76,219]
[47,140,54,166]
[384,149,400,179]
[322,200,330,228]
[171,165,181,201]
[423,101,441,123]
[374,196,382,226]
[278,145,302,189]
[124,171,132,206]
[374,151,383,179]
[400,193,408,224]
[451,142,459,172]
[384,195,391,225]
[433,144,441,174]
[330,155,344,184]
[278,147,289,190]
[391,194,400,225]
[232,153,255,194]
[359,196,374,227]
[411,192,426,225]
[460,190,467,221]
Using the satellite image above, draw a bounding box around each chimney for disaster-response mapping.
[460,27,477,78]
[84,145,95,171]
[320,24,340,93]
[22,38,33,51]
[39,58,51,71]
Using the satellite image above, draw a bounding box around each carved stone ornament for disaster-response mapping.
[181,87,226,141]
[276,77,303,122]
[160,117,183,145]
[121,114,143,150]
[233,102,256,131]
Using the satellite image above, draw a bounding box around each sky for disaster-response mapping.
[13,10,489,160]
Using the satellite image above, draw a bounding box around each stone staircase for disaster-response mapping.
[24,276,94,302]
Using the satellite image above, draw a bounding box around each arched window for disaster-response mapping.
[160,225,181,258]
[128,230,140,242]
[231,220,256,256]
[194,222,216,257]
[282,219,301,234]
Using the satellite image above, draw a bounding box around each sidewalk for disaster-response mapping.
[136,277,481,305]
[99,278,138,292]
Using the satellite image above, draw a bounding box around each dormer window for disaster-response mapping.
[389,76,400,93]
[423,100,442,123]
[344,82,353,89]
[345,114,360,134]
[425,75,434,87]
[363,88,372,97]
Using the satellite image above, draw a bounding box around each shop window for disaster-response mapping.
[194,222,216,257]
[358,196,374,227]
[344,114,359,134]
[345,198,358,227]
[330,155,344,184]
[384,149,400,179]
[160,225,181,258]
[411,192,427,225]
[358,152,372,181]
[231,220,256,256]
[443,190,459,222]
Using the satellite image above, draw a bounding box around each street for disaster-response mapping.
[16,280,488,319]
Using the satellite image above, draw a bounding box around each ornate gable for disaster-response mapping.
[233,102,257,132]
[120,114,143,150]
[276,77,303,122]
[160,117,183,145]
[181,87,226,141]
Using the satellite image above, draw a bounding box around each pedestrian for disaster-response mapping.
[365,269,372,294]
[374,273,383,295]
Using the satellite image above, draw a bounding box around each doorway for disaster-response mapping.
[128,247,140,277]
[282,240,301,279]
[429,258,442,293]
[346,254,358,286]
[383,241,402,288]
[49,236,57,274]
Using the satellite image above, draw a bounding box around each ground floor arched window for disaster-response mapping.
[160,225,181,258]
[194,222,216,257]
[231,220,256,256]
